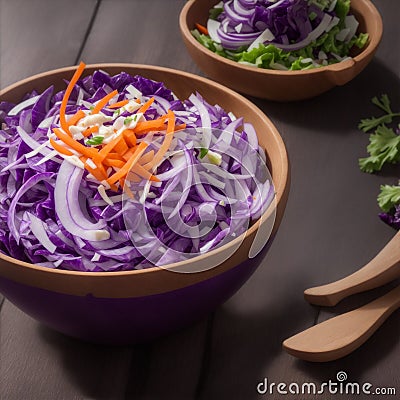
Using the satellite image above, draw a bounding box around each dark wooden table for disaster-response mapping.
[1,1,399,399]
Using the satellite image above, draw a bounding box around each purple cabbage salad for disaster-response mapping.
[0,67,274,272]
[192,0,369,70]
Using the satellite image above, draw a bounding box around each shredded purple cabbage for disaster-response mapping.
[379,207,400,230]
[0,71,273,271]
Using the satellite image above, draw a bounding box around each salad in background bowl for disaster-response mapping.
[180,0,382,100]
[0,64,289,344]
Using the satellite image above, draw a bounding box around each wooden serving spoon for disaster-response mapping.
[283,284,400,362]
[304,231,400,306]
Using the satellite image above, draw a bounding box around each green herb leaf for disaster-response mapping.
[372,94,392,114]
[335,0,351,22]
[199,148,209,159]
[359,125,400,173]
[113,109,121,117]
[308,0,331,11]
[309,11,317,21]
[209,7,223,20]
[354,32,369,49]
[378,184,400,212]
[191,29,228,56]
[358,95,400,132]
[124,117,133,125]
[358,115,396,133]
[86,136,104,146]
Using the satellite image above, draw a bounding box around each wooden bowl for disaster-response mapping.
[180,0,383,101]
[0,64,289,344]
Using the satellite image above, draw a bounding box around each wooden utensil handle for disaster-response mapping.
[304,231,400,306]
[284,285,400,362]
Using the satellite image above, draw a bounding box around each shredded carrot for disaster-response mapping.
[174,123,187,131]
[59,62,86,135]
[126,172,141,183]
[149,174,160,182]
[122,129,137,147]
[123,182,135,198]
[138,149,154,165]
[166,109,176,134]
[53,128,98,158]
[133,164,160,182]
[103,159,125,169]
[196,23,209,35]
[108,99,129,109]
[107,152,125,161]
[114,137,129,155]
[95,161,108,178]
[67,110,86,127]
[133,115,168,133]
[92,90,119,114]
[95,134,125,163]
[137,97,155,114]
[126,170,158,183]
[144,132,174,171]
[134,124,167,135]
[51,64,181,194]
[79,156,107,181]
[82,125,99,137]
[143,110,175,170]
[107,142,148,185]
[122,147,137,162]
[49,138,74,156]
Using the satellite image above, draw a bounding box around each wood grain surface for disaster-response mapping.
[1,0,399,399]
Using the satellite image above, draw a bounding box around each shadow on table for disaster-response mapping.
[194,275,316,400]
[38,324,141,400]
[248,58,400,135]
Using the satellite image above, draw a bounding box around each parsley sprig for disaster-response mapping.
[359,95,400,173]
[359,95,400,218]
[359,95,400,133]
[378,184,400,213]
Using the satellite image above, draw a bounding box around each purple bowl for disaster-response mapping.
[0,245,273,344]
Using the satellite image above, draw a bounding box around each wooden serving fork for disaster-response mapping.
[304,231,400,307]
[283,231,400,362]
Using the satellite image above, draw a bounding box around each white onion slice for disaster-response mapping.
[8,95,40,116]
[188,94,212,148]
[248,28,275,51]
[16,126,53,156]
[55,161,109,241]
[274,13,333,52]
[27,213,57,254]
[344,15,359,42]
[207,19,222,43]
